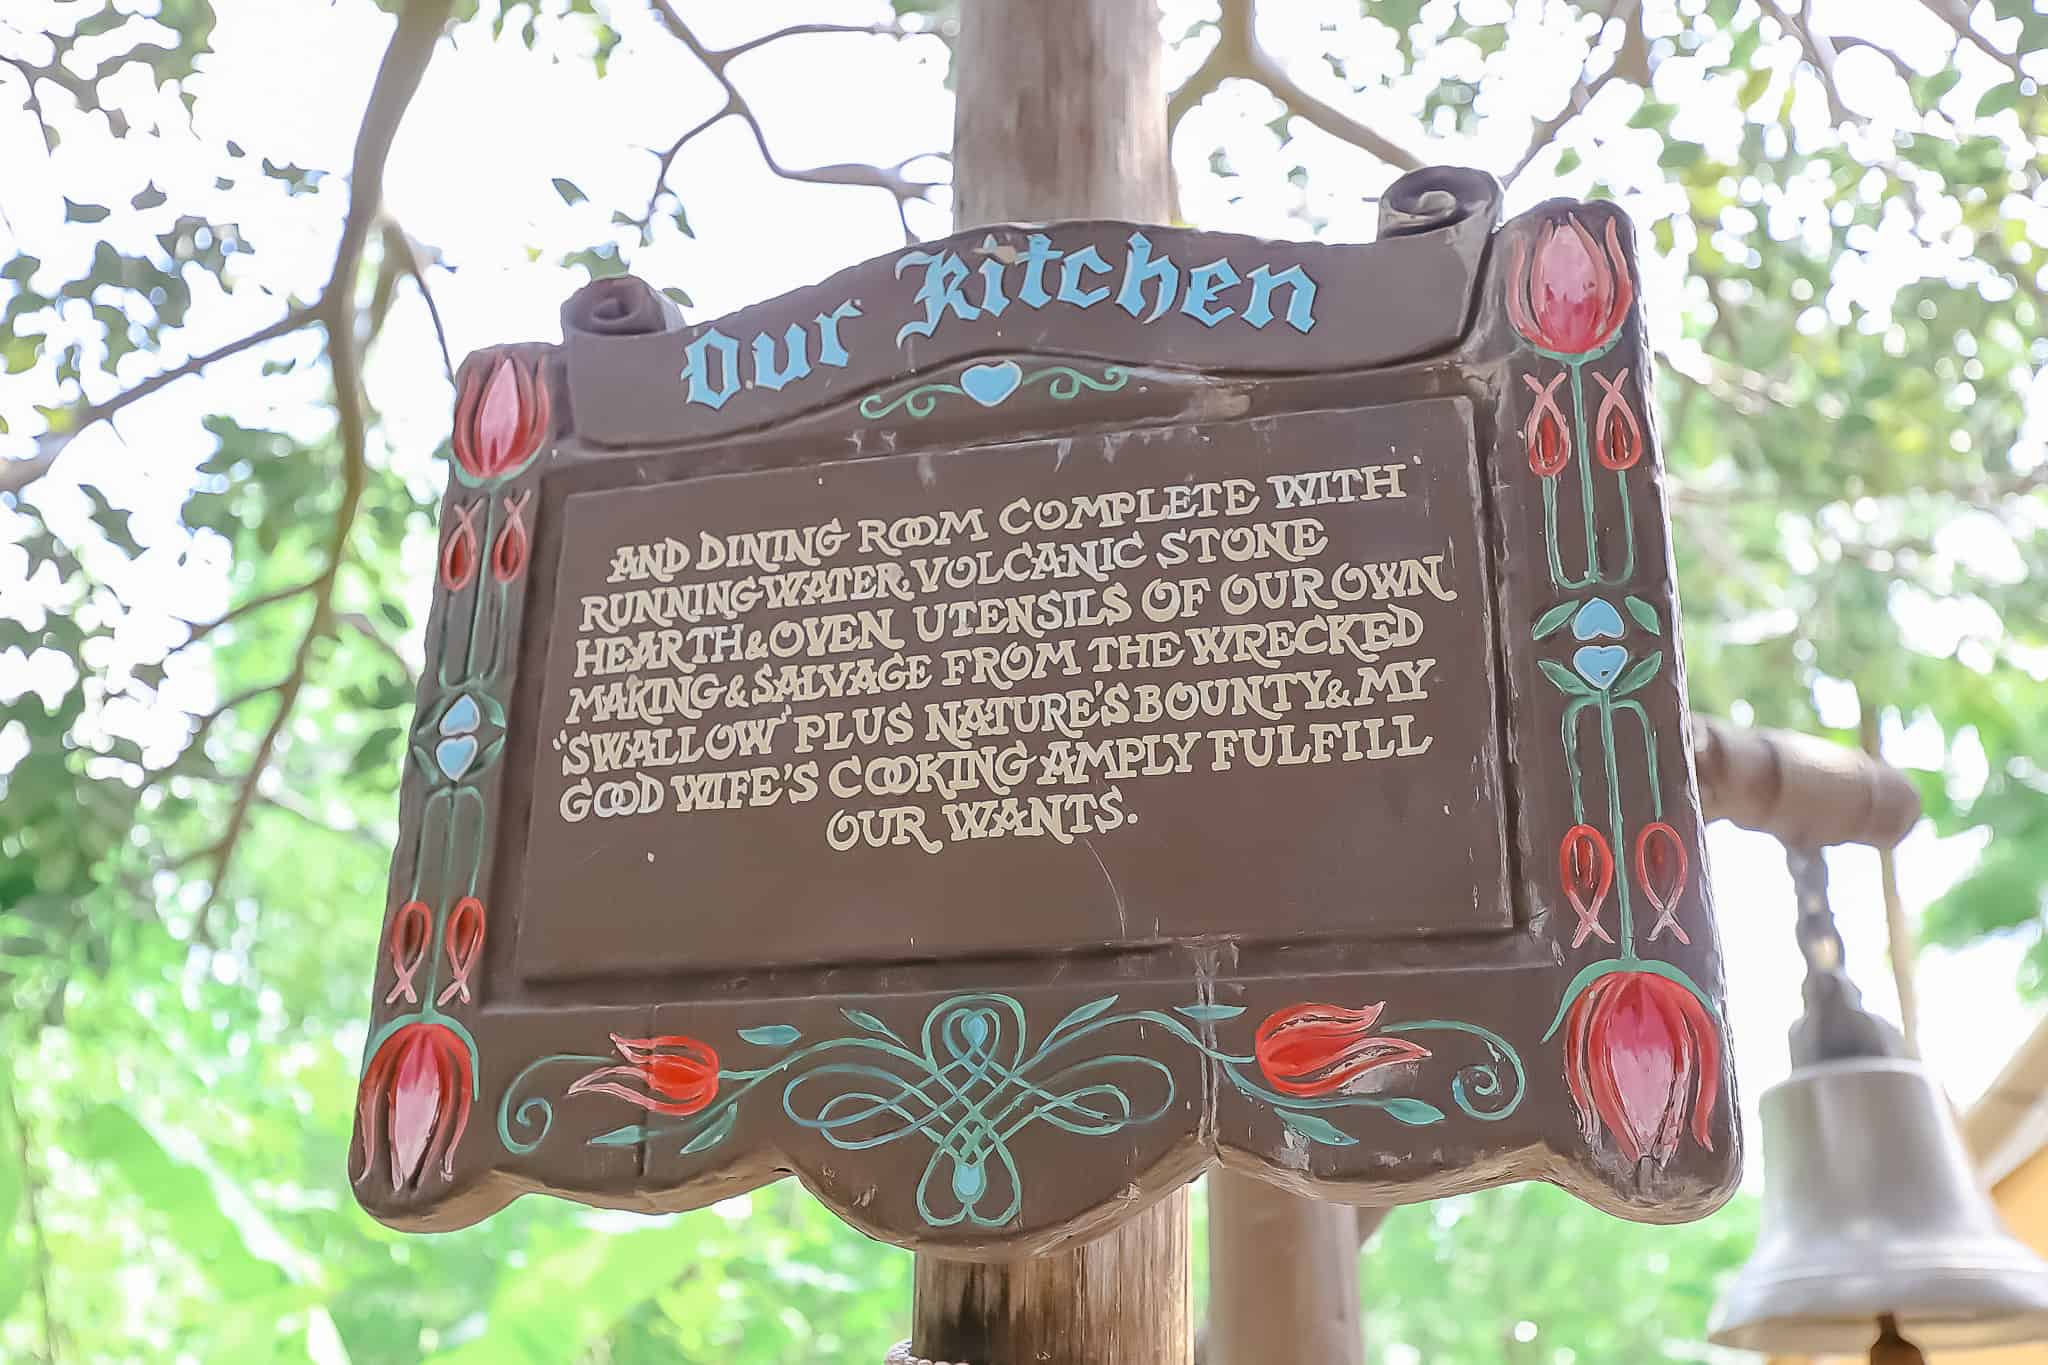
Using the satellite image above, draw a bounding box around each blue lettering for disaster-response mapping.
[895,250,979,344]
[1244,263,1317,333]
[1018,234,1062,308]
[815,300,861,367]
[1057,246,1113,308]
[1115,232,1179,322]
[977,238,1011,317]
[751,324,810,391]
[1180,258,1240,327]
[682,328,740,409]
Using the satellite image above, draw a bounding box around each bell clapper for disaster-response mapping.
[1869,1313,1927,1365]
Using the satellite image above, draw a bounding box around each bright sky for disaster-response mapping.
[0,0,2039,1181]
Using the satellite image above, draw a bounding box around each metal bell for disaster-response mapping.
[1711,847,2048,1354]
[1708,1055,2048,1352]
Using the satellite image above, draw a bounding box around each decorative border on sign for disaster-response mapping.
[496,994,1523,1229]
[351,345,552,1198]
[858,360,1129,421]
[1503,209,1725,1172]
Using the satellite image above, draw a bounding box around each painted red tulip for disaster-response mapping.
[439,500,481,591]
[491,491,532,584]
[1507,214,1634,356]
[1560,823,1615,949]
[1254,1002,1430,1098]
[568,1033,719,1115]
[1563,971,1720,1165]
[1523,370,1571,476]
[356,1020,473,1192]
[1636,821,1691,944]
[451,350,551,483]
[1592,369,1643,471]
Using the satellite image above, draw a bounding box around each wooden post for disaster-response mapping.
[912,3,1187,1362]
[913,1197,1191,1363]
[1204,1173,1369,1365]
[949,0,1168,227]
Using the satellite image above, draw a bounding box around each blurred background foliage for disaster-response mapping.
[1,0,2044,1359]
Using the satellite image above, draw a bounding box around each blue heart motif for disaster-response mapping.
[440,693,481,736]
[959,1011,992,1050]
[952,1158,987,1203]
[1573,645,1630,690]
[435,735,479,780]
[960,361,1022,407]
[1571,598,1626,641]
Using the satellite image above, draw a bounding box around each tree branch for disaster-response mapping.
[1916,0,2026,80]
[2,1069,59,1364]
[641,2,944,242]
[167,577,323,657]
[714,21,908,64]
[1502,0,1642,187]
[192,0,453,942]
[2,308,316,498]
[1168,0,1424,173]
[1755,0,1854,125]
[380,218,454,382]
[339,610,417,689]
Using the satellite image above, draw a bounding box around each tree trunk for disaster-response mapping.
[913,1198,1191,1364]
[911,2,1186,1362]
[1204,1172,1371,1365]
[950,0,1168,226]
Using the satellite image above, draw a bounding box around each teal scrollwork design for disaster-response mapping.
[496,995,1525,1229]
[859,361,1130,421]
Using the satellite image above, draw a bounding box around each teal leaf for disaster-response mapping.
[1612,651,1665,697]
[1279,1110,1359,1146]
[1379,1097,1447,1125]
[1533,600,1579,639]
[841,1008,902,1042]
[737,1024,801,1048]
[680,1106,738,1155]
[1623,595,1660,633]
[588,1125,645,1148]
[1174,1004,1247,1021]
[1539,659,1593,696]
[1047,995,1119,1039]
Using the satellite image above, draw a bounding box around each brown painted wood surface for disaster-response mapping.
[914,1187,1191,1365]
[351,179,1740,1250]
[915,9,1187,1363]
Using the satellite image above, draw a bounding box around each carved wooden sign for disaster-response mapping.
[350,167,1740,1255]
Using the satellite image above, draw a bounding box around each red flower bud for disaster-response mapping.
[1559,824,1615,949]
[491,490,532,584]
[1522,370,1571,477]
[355,1021,473,1192]
[568,1033,720,1116]
[1507,214,1634,356]
[383,899,431,1006]
[1563,971,1720,1165]
[438,500,481,591]
[1636,821,1691,944]
[1592,369,1643,471]
[437,896,486,1006]
[1254,1002,1430,1098]
[451,350,550,484]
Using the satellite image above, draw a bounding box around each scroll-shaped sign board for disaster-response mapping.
[350,167,1740,1254]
